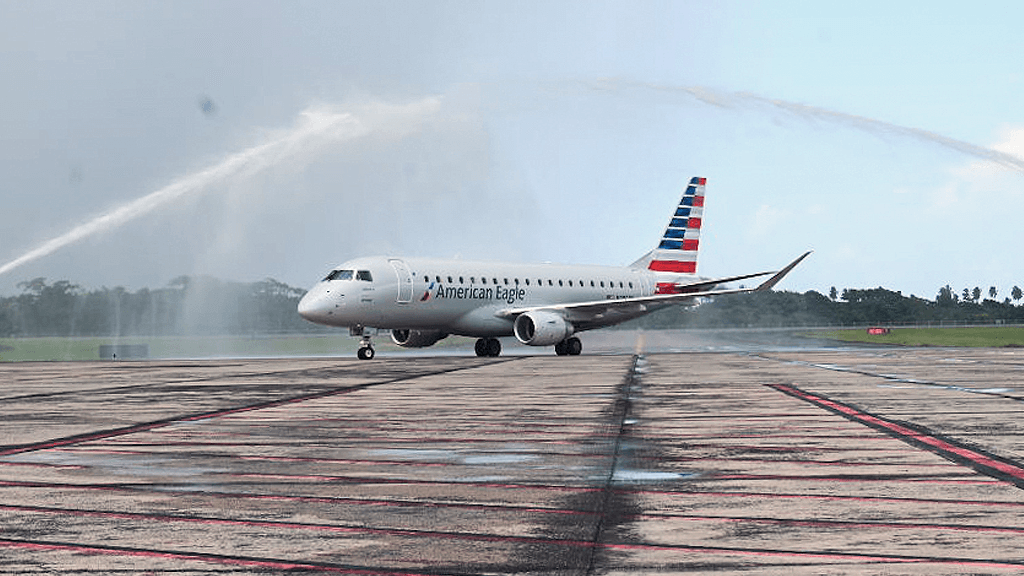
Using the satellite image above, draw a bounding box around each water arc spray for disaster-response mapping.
[590,79,1024,175]
[0,97,442,279]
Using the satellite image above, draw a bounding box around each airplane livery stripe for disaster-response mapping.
[649,260,697,273]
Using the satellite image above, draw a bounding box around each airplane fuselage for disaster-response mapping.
[297,255,667,338]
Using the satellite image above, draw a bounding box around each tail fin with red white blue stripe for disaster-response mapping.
[630,176,705,274]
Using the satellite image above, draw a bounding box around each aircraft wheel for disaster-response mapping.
[554,340,568,356]
[566,337,582,356]
[475,338,488,357]
[357,346,375,360]
[485,338,502,357]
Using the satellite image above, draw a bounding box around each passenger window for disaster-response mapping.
[629,282,634,289]
[481,277,487,285]
[470,277,475,284]
[423,276,429,283]
[525,279,530,286]
[493,278,499,285]
[448,276,453,283]
[459,276,464,284]
[558,280,563,287]
[548,279,553,286]
[436,275,442,283]
[504,278,509,285]
[590,281,595,287]
[356,270,373,282]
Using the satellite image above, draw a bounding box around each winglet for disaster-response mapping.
[755,251,812,292]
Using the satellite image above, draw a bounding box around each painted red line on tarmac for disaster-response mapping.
[54,446,606,465]
[0,385,371,457]
[664,456,964,469]
[5,505,1024,569]
[627,513,1024,534]
[96,436,588,447]
[769,383,1024,488]
[0,503,598,549]
[598,541,1024,569]
[223,471,603,493]
[712,473,995,484]
[0,479,595,516]
[0,538,435,575]
[628,488,1024,508]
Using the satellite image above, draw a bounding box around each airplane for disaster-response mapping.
[297,177,810,359]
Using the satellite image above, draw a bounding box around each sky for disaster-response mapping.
[2,0,1024,300]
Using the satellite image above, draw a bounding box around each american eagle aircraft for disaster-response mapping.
[298,177,810,359]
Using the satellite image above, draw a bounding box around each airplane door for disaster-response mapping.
[389,259,414,304]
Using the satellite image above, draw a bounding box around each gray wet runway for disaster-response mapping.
[2,338,1024,574]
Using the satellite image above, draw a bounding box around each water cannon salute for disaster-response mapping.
[298,177,811,359]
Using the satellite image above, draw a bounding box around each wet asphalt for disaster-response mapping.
[1,333,1023,574]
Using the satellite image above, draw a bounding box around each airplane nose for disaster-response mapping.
[297,290,331,323]
[297,293,316,320]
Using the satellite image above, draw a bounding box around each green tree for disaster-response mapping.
[989,286,998,300]
[936,284,957,307]
[1013,286,1023,303]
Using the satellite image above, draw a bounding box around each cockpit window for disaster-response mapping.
[324,269,354,281]
[356,270,373,282]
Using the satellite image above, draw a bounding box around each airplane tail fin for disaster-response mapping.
[630,176,705,273]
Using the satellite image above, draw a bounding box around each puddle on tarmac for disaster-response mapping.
[2,450,223,479]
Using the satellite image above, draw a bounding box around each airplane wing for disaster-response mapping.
[496,251,812,329]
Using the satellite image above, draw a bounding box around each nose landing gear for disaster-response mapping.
[357,344,375,360]
[353,326,375,360]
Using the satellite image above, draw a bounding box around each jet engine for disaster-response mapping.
[513,310,574,346]
[390,329,448,348]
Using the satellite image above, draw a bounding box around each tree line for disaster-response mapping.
[4,278,1024,338]
[0,276,323,337]
[629,285,1024,329]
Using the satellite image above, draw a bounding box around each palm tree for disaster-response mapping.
[989,286,998,300]
[1012,286,1023,303]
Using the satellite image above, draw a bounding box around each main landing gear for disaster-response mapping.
[554,337,582,356]
[475,338,502,357]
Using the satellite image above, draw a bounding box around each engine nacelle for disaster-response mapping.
[390,329,448,348]
[513,310,574,346]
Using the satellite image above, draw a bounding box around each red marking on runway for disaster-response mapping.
[4,505,1023,569]
[630,488,1024,508]
[0,538,437,575]
[0,479,596,517]
[627,513,1024,534]
[663,455,965,469]
[224,471,603,493]
[712,473,996,484]
[768,383,1024,488]
[0,385,372,457]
